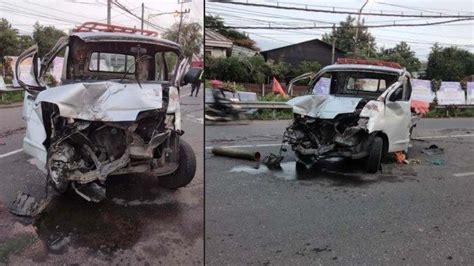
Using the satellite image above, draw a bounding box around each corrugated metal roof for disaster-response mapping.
[205,30,233,48]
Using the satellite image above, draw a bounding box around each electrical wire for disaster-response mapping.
[210,1,474,19]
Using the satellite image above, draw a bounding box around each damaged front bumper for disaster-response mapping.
[283,116,370,167]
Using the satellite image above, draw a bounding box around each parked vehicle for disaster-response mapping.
[285,59,416,173]
[15,22,199,202]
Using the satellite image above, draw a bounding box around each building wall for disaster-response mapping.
[205,47,228,58]
[263,41,345,67]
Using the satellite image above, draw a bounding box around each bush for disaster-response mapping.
[205,55,322,85]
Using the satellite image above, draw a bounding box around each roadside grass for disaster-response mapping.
[248,109,293,120]
[425,108,474,118]
[0,91,24,105]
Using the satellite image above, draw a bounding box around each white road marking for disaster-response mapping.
[414,133,474,139]
[453,172,474,177]
[0,148,23,159]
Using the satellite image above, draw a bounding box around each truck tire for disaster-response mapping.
[295,161,307,173]
[366,136,383,173]
[159,140,196,189]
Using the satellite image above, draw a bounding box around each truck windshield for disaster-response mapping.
[89,52,135,73]
[312,71,399,98]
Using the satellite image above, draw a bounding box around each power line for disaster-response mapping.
[210,1,474,19]
[214,18,474,29]
[111,0,167,31]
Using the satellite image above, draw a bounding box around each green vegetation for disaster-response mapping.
[205,55,321,84]
[0,91,24,105]
[425,107,474,118]
[424,44,474,81]
[248,109,293,120]
[205,15,259,51]
[163,22,203,59]
[322,15,376,58]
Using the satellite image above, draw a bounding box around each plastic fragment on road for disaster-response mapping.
[394,151,408,164]
[211,146,261,161]
[421,144,444,155]
[431,159,446,165]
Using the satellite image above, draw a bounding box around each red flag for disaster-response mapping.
[272,77,286,96]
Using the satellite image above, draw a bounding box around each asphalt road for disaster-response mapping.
[205,118,474,265]
[0,86,203,264]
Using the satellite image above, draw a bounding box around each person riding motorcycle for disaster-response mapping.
[208,80,242,120]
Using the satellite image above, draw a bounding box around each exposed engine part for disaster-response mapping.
[284,110,370,166]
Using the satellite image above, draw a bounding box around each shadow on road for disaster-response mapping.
[34,175,183,255]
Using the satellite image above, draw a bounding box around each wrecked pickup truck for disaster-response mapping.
[15,23,199,202]
[285,60,415,173]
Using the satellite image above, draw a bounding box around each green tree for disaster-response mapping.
[0,18,20,58]
[32,22,66,57]
[322,15,376,57]
[377,41,421,74]
[17,35,34,52]
[205,15,259,51]
[424,44,474,81]
[294,61,321,76]
[163,22,202,59]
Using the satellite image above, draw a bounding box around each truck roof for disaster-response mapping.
[322,64,406,76]
[70,31,181,52]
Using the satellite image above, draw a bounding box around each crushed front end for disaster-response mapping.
[284,100,370,168]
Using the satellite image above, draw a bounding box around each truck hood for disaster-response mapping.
[287,95,363,119]
[35,81,164,121]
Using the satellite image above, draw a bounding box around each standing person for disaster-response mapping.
[190,68,203,97]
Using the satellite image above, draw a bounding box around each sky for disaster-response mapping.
[0,0,203,36]
[206,0,474,61]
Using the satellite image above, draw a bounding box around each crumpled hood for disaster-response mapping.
[287,94,363,119]
[35,81,163,121]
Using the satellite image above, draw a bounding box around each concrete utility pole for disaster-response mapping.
[107,0,111,25]
[353,0,371,57]
[141,3,145,33]
[176,8,190,43]
[331,24,336,64]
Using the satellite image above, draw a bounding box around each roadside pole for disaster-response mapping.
[331,24,336,63]
[141,3,145,33]
[107,0,111,24]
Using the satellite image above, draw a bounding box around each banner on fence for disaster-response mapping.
[467,82,474,105]
[0,76,5,90]
[437,81,465,105]
[410,79,434,103]
[313,77,330,95]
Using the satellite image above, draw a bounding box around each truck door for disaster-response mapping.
[384,77,412,152]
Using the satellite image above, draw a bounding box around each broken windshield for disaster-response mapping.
[312,70,399,98]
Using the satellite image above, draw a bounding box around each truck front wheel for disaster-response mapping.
[366,136,383,173]
[159,140,196,189]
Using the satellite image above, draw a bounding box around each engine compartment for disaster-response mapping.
[284,99,370,165]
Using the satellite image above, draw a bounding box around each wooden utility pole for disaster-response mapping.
[141,3,145,33]
[107,0,111,25]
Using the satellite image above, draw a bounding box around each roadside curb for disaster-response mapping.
[0,102,23,109]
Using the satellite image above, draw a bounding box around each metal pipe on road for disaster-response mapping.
[211,146,261,161]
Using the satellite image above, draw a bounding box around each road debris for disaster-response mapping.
[211,146,261,161]
[262,153,284,169]
[422,144,444,155]
[431,159,446,166]
[9,192,52,217]
[394,151,409,164]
